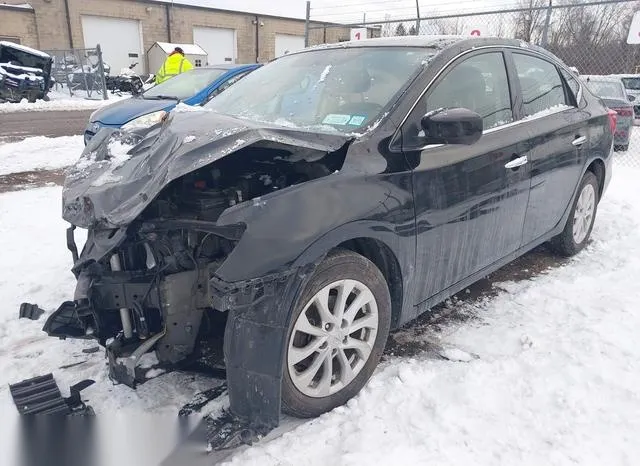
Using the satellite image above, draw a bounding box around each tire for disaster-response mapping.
[282,249,391,418]
[550,171,599,257]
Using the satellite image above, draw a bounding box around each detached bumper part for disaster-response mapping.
[207,263,317,450]
[9,373,95,415]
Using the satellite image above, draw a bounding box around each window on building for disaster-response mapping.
[195,59,202,67]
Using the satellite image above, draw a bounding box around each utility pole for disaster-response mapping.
[541,0,552,47]
[416,0,420,35]
[304,1,311,47]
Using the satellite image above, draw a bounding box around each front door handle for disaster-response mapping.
[505,155,528,169]
[572,136,587,147]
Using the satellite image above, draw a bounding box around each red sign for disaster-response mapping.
[470,29,481,36]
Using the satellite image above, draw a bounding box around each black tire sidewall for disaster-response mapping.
[281,250,392,418]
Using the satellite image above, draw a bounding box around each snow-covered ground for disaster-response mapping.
[0,89,127,114]
[0,135,83,175]
[0,133,639,464]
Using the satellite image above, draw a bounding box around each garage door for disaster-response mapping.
[275,34,305,58]
[81,16,143,74]
[193,27,236,65]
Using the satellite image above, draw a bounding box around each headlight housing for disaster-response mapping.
[121,110,168,132]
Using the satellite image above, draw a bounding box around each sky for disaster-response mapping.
[156,0,525,22]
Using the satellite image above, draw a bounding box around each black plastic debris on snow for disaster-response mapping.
[19,302,45,321]
[9,373,95,415]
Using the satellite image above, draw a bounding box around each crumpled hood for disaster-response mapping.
[91,97,176,125]
[62,110,351,228]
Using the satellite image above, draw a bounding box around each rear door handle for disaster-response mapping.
[505,155,528,169]
[572,136,587,147]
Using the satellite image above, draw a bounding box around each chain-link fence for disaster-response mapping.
[44,45,109,100]
[306,0,640,168]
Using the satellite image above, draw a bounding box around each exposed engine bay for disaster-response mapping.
[44,133,348,387]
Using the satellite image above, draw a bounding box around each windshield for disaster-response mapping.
[144,68,227,100]
[621,77,640,90]
[586,79,626,99]
[205,47,434,132]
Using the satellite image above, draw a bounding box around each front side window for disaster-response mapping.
[425,52,513,130]
[513,53,569,117]
[205,47,436,132]
[401,52,513,149]
[207,70,252,101]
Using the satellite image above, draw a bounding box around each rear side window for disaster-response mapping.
[513,53,569,118]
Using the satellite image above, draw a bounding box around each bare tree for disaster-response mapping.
[395,23,408,36]
[514,0,548,43]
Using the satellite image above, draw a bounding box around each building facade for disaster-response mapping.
[0,0,373,73]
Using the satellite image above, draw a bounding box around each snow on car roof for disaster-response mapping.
[0,41,50,59]
[154,42,207,56]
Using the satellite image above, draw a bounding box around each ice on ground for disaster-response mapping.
[438,347,476,362]
[0,135,83,175]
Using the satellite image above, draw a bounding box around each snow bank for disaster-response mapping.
[0,90,127,113]
[0,135,83,175]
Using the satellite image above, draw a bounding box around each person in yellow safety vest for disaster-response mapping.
[155,47,193,84]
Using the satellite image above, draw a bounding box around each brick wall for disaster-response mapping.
[0,6,41,49]
[0,0,377,66]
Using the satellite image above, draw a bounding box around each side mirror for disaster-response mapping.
[420,108,483,145]
[628,94,636,102]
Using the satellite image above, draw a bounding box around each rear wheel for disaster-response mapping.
[282,250,391,418]
[550,171,599,257]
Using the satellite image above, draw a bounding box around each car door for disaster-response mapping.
[510,52,588,245]
[400,50,531,305]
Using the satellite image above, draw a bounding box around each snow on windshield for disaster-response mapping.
[205,47,435,133]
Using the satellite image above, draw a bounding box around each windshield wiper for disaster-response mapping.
[144,95,180,101]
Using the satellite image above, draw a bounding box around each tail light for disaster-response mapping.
[613,107,634,117]
[607,109,617,133]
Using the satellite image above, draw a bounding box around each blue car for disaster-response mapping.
[84,64,260,144]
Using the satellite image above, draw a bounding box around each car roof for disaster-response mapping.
[299,36,565,67]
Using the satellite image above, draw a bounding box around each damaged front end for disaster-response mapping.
[41,111,349,440]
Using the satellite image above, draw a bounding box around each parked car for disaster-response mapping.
[611,74,640,118]
[84,63,261,144]
[41,37,613,450]
[582,75,633,151]
[0,41,53,103]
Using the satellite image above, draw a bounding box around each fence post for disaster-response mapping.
[415,0,421,34]
[541,0,553,47]
[305,1,311,47]
[96,44,109,101]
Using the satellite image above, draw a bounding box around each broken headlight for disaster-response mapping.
[122,110,167,132]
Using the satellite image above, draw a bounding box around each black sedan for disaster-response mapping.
[43,36,613,447]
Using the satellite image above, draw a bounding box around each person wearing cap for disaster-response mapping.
[155,47,194,84]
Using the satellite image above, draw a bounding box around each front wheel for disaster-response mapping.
[282,250,391,418]
[550,171,599,257]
